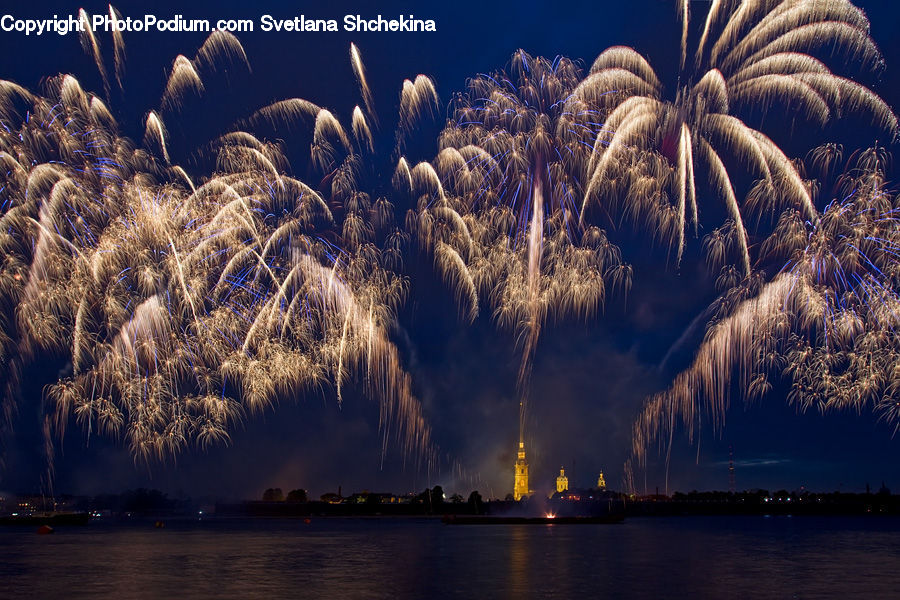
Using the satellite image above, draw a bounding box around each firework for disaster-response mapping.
[632,145,900,475]
[0,22,433,470]
[576,0,897,277]
[409,51,632,441]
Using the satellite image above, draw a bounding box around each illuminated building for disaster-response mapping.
[513,441,530,501]
[597,471,606,490]
[556,467,569,493]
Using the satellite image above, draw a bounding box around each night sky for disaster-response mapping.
[1,0,898,501]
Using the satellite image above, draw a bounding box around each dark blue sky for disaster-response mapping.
[0,0,898,500]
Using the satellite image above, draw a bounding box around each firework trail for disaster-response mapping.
[575,0,897,279]
[0,18,435,473]
[407,51,632,445]
[607,0,900,491]
[630,145,900,486]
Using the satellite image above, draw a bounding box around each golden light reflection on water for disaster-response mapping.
[507,526,531,598]
[2,517,900,598]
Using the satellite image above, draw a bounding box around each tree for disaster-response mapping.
[286,489,308,503]
[431,486,445,506]
[416,486,445,512]
[449,494,463,504]
[262,488,284,502]
[468,491,483,514]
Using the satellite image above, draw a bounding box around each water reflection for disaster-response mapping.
[507,527,530,597]
[1,516,899,598]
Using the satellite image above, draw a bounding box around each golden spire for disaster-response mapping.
[513,440,529,501]
[556,466,569,493]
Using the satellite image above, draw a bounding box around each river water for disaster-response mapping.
[2,515,898,598]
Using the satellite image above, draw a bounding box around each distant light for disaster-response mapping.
[545,512,556,519]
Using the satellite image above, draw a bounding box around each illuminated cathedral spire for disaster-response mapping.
[513,395,530,501]
[513,441,529,501]
[556,466,569,493]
